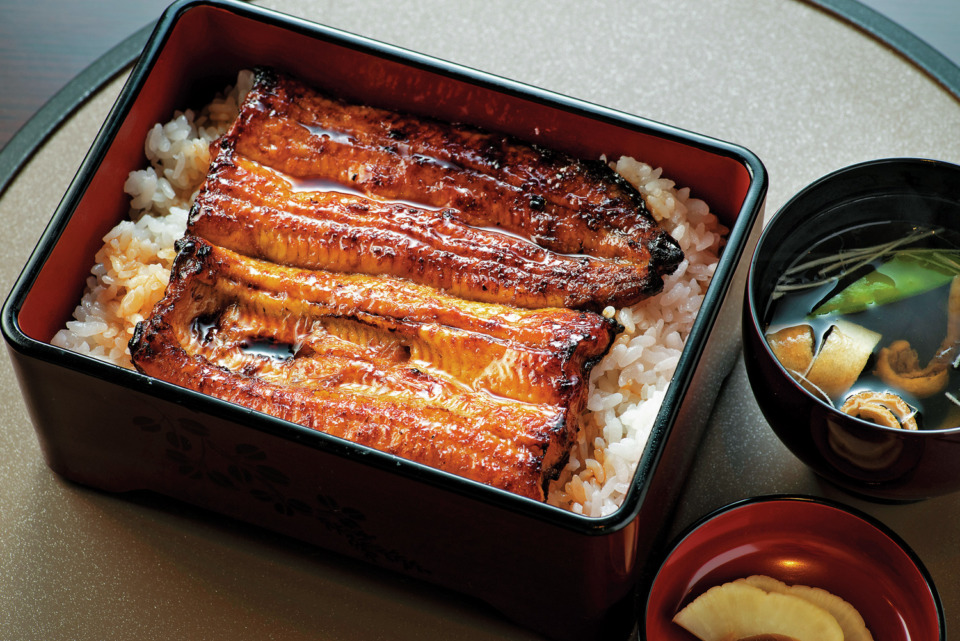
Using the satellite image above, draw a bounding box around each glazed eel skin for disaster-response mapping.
[188,68,684,311]
[130,238,620,500]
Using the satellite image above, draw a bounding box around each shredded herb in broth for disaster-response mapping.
[773,228,944,296]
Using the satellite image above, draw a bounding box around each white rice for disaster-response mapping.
[53,71,726,517]
[51,70,254,364]
[546,157,726,516]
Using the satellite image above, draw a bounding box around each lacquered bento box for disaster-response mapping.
[1,1,767,639]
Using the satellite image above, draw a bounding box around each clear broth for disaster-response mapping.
[765,221,960,430]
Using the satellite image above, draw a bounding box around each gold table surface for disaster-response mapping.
[1,1,959,639]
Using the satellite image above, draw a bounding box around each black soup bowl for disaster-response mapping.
[744,158,960,501]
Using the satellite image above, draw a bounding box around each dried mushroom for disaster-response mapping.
[874,275,960,398]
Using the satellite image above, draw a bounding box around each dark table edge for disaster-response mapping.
[0,22,156,199]
[810,0,960,96]
[1,1,959,202]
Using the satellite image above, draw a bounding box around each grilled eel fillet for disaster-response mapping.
[187,68,684,311]
[130,238,619,500]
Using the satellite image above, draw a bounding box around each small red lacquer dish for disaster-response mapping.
[645,495,944,641]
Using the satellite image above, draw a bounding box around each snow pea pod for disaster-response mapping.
[812,251,960,316]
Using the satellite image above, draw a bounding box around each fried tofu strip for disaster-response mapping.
[187,68,683,311]
[129,237,619,500]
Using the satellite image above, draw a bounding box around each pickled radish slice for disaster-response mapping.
[672,580,843,641]
[741,576,874,641]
